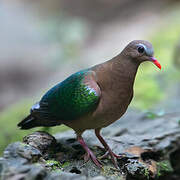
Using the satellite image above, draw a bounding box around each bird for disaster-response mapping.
[18,40,161,168]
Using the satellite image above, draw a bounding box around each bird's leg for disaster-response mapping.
[77,135,102,168]
[95,128,119,169]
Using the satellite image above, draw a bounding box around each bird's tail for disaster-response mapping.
[17,114,38,129]
[18,114,61,129]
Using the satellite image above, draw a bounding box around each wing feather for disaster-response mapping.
[33,69,101,122]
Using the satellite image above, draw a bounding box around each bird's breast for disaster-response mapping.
[91,85,133,128]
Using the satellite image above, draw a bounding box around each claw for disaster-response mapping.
[100,151,126,160]
[99,151,109,159]
[84,152,90,162]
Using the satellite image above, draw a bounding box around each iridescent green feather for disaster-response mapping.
[40,69,100,121]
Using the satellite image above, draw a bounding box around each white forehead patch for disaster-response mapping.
[137,43,154,56]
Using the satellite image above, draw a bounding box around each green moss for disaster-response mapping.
[157,160,173,177]
[45,160,71,171]
[45,160,61,170]
[144,167,150,179]
[61,162,70,168]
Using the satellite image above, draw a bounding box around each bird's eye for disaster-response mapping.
[138,46,145,53]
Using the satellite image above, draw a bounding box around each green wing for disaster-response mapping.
[37,69,100,121]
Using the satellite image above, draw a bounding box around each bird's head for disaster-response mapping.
[123,40,161,69]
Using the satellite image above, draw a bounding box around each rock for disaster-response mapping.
[0,142,44,180]
[89,176,107,180]
[45,171,86,180]
[1,109,180,179]
[3,142,42,163]
[23,131,57,159]
[25,164,47,180]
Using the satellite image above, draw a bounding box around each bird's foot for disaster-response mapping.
[83,149,103,168]
[95,129,126,169]
[100,150,127,169]
[84,152,90,162]
[77,135,103,168]
[102,149,119,169]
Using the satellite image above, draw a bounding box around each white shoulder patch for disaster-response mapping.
[31,102,40,110]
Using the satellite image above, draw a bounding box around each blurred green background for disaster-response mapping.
[1,0,180,155]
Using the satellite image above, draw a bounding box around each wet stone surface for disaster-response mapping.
[1,109,180,179]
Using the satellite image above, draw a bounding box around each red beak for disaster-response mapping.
[150,57,161,70]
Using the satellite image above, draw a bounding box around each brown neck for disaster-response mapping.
[92,53,140,92]
[109,53,140,83]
